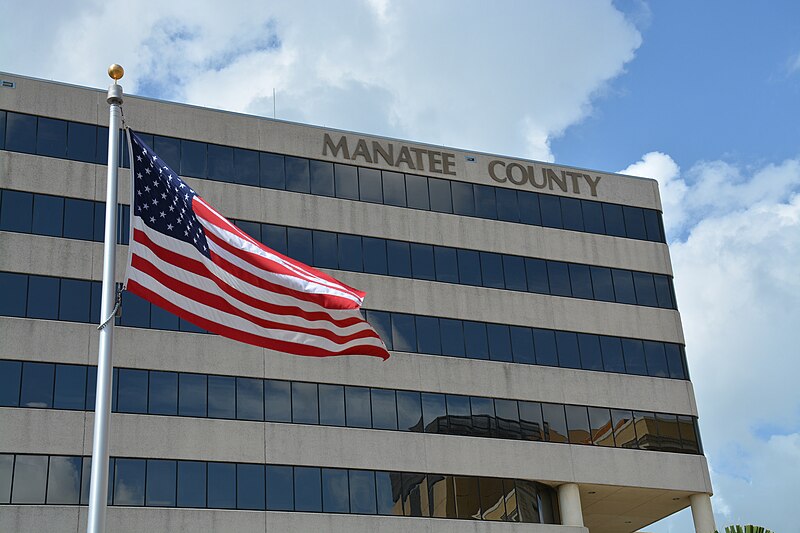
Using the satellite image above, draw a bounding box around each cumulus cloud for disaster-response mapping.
[0,0,641,161]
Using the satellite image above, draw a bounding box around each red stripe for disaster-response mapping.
[133,228,362,324]
[129,252,381,345]
[126,279,389,360]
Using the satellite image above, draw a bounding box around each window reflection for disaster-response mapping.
[454,476,481,519]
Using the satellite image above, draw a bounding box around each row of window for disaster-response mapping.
[0,360,702,454]
[0,188,677,309]
[0,110,667,243]
[0,454,558,523]
[0,271,688,380]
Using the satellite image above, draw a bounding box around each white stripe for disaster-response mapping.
[127,265,386,352]
[131,235,375,337]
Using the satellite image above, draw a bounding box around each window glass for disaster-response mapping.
[312,230,338,269]
[63,198,94,240]
[665,344,687,379]
[496,188,520,222]
[150,303,179,331]
[541,403,568,443]
[233,220,261,242]
[370,389,397,430]
[263,225,289,255]
[264,379,291,423]
[294,466,322,512]
[0,360,22,407]
[309,160,335,196]
[501,479,518,522]
[287,228,313,266]
[207,144,234,183]
[539,195,562,228]
[429,318,461,358]
[546,261,571,297]
[402,473,429,517]
[581,200,605,234]
[518,191,541,225]
[46,456,82,504]
[146,460,177,507]
[479,477,507,521]
[38,118,68,160]
[318,384,346,426]
[453,476,480,519]
[85,366,98,411]
[0,455,11,503]
[177,461,206,508]
[382,171,406,207]
[334,163,359,200]
[153,136,181,173]
[208,375,236,419]
[207,462,236,509]
[237,377,264,421]
[338,234,363,272]
[94,202,106,243]
[644,341,669,378]
[421,393,447,433]
[410,243,436,281]
[6,112,37,154]
[487,324,512,362]
[519,401,543,441]
[386,241,412,277]
[0,189,33,233]
[587,407,615,447]
[611,269,636,304]
[678,415,700,453]
[26,276,60,320]
[55,278,89,323]
[623,206,647,239]
[602,203,626,237]
[495,399,522,440]
[266,465,294,510]
[260,152,286,189]
[365,310,392,351]
[54,364,86,410]
[321,468,350,513]
[568,264,593,299]
[114,458,145,506]
[178,373,207,417]
[622,339,648,376]
[20,362,55,408]
[362,237,387,275]
[451,182,475,216]
[358,167,383,203]
[634,411,659,449]
[510,326,535,365]
[237,463,266,510]
[565,405,592,444]
[502,255,527,291]
[415,316,441,355]
[525,258,549,294]
[433,246,459,283]
[349,470,377,514]
[577,334,603,371]
[463,321,489,360]
[599,336,626,373]
[428,178,453,214]
[32,194,64,237]
[396,390,423,432]
[428,474,456,518]
[457,249,481,286]
[391,313,416,352]
[405,174,430,210]
[180,139,207,178]
[0,111,5,151]
[11,455,48,504]
[285,156,311,193]
[116,368,147,414]
[345,386,372,428]
[532,328,558,366]
[95,126,109,165]
[291,382,318,425]
[516,480,542,523]
[589,267,614,302]
[611,409,638,448]
[445,394,472,436]
[470,396,495,438]
[375,471,404,515]
[80,457,113,505]
[560,197,584,231]
[633,272,658,307]
[480,252,505,289]
[643,209,663,242]
[654,275,675,309]
[657,413,682,452]
[474,185,497,219]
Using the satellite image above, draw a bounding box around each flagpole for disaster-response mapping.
[86,64,125,533]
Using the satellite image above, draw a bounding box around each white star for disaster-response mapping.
[184,230,189,236]
[144,185,151,192]
[136,172,142,179]
[161,193,167,199]
[160,211,166,218]
[177,217,182,223]
[167,223,174,230]
[136,155,142,162]
[168,205,175,212]
[149,216,156,223]
[152,199,159,206]
[144,168,151,174]
[137,190,142,196]
[152,180,159,188]
[184,194,189,201]
[143,204,149,210]
[179,183,185,189]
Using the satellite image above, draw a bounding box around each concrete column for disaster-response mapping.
[690,493,716,533]
[557,483,584,527]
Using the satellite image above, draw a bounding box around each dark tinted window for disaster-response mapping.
[260,153,285,189]
[117,368,147,414]
[495,399,521,439]
[382,171,406,207]
[180,140,207,178]
[510,326,535,365]
[496,188,520,223]
[603,203,626,237]
[334,163,359,200]
[634,411,659,449]
[555,332,581,369]
[487,324,512,362]
[287,228,313,265]
[453,476,480,519]
[479,477,507,520]
[362,237,387,275]
[518,191,541,225]
[633,272,658,307]
[541,403,568,443]
[402,473,428,517]
[27,275,59,320]
[53,364,85,410]
[519,401,543,441]
[322,469,350,513]
[146,460,177,507]
[612,269,636,304]
[588,407,615,447]
[578,334,603,371]
[457,249,481,286]
[20,362,54,408]
[294,466,322,512]
[532,328,558,366]
[349,470,377,515]
[654,275,675,309]
[396,390,422,432]
[391,313,416,352]
[318,384,346,426]
[502,255,527,291]
[599,336,626,373]
[365,310,392,351]
[312,230,338,269]
[237,377,264,421]
[264,379,291,423]
[590,267,615,302]
[463,321,489,360]
[114,458,145,506]
[665,344,687,380]
[59,278,90,323]
[231,147,259,186]
[428,474,456,518]
[474,185,497,219]
[421,393,446,433]
[207,462,236,509]
[6,112,37,154]
[622,339,648,376]
[0,360,22,407]
[1,189,33,233]
[63,198,94,240]
[410,244,435,281]
[371,389,398,430]
[611,409,637,448]
[561,198,584,231]
[266,465,294,511]
[262,224,287,255]
[375,471,403,515]
[386,241,412,278]
[0,111,5,151]
[643,210,664,242]
[237,464,265,510]
[451,182,475,216]
[178,373,207,417]
[546,262,571,297]
[623,206,647,240]
[292,382,318,425]
[428,178,452,213]
[285,156,310,193]
[470,396,495,438]
[345,386,372,428]
[405,175,430,210]
[569,264,593,299]
[208,375,236,419]
[177,461,206,508]
[32,194,64,237]
[36,117,68,157]
[539,195,562,228]
[416,316,441,355]
[445,394,471,436]
[207,144,234,182]
[309,160,334,196]
[433,246,458,283]
[480,252,504,289]
[565,405,591,444]
[358,168,383,203]
[644,341,669,378]
[525,258,549,294]
[581,200,605,234]
[153,136,180,171]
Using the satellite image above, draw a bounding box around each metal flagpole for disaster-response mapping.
[86,64,125,533]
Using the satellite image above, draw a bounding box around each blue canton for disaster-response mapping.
[130,131,211,259]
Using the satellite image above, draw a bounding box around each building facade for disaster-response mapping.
[0,72,714,533]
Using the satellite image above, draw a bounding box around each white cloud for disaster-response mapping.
[788,51,800,75]
[0,0,641,161]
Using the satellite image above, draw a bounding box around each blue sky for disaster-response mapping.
[1,1,798,531]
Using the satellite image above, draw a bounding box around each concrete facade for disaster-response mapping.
[0,72,711,533]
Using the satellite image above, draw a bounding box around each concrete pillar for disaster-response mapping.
[557,483,584,527]
[690,493,716,533]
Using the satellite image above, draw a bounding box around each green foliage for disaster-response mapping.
[715,525,774,533]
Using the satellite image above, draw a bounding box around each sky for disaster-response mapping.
[1,1,799,530]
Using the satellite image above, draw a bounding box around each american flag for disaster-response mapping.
[124,130,390,360]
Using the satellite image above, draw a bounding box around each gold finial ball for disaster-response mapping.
[108,64,124,81]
